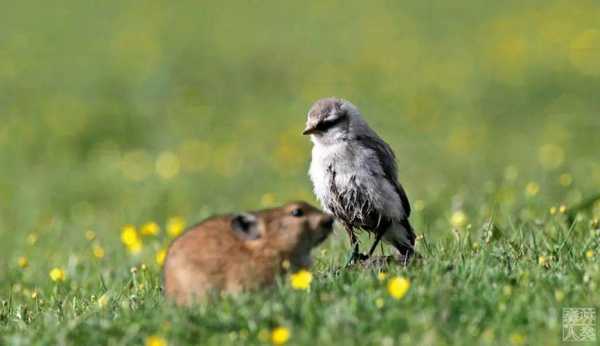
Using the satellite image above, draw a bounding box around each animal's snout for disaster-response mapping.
[320,215,335,230]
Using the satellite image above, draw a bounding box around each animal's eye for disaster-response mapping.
[290,208,304,217]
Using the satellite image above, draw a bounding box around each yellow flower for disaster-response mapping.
[85,230,96,241]
[18,256,28,269]
[155,249,167,266]
[145,335,167,346]
[586,250,594,259]
[414,200,425,212]
[167,217,186,238]
[450,211,467,228]
[538,256,547,266]
[93,244,105,259]
[559,173,573,187]
[549,207,557,215]
[290,270,313,290]
[559,205,567,214]
[120,225,139,246]
[538,144,564,170]
[271,326,290,345]
[156,151,180,180]
[525,182,540,197]
[377,272,387,282]
[261,193,276,207]
[27,233,38,245]
[49,267,66,282]
[98,294,109,308]
[31,290,38,300]
[128,240,143,254]
[509,332,526,346]
[387,276,410,300]
[281,260,291,270]
[140,222,160,236]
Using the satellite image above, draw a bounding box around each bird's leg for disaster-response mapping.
[367,231,386,257]
[344,227,367,266]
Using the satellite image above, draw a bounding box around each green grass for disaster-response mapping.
[1,0,600,345]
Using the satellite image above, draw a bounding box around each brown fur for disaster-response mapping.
[163,201,334,305]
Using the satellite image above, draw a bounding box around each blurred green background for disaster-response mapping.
[1,0,600,267]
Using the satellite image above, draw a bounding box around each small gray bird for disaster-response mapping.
[302,97,415,264]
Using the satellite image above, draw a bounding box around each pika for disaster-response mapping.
[163,201,334,305]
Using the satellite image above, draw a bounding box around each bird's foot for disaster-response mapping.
[345,251,369,267]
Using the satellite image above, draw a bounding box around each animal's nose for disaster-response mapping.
[320,215,335,230]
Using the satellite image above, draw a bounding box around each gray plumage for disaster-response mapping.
[303,97,415,258]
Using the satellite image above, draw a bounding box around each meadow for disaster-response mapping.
[1,1,600,345]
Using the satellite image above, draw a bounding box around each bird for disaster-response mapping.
[302,97,415,264]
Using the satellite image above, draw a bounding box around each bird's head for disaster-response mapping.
[302,97,361,143]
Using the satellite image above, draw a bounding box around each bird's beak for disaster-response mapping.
[302,121,318,135]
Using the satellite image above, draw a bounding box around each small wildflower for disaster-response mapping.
[93,244,105,259]
[450,211,467,228]
[130,266,138,274]
[141,263,147,271]
[120,225,139,246]
[98,294,109,308]
[31,290,38,300]
[167,217,186,238]
[128,240,142,254]
[538,256,547,267]
[290,270,313,290]
[549,207,557,215]
[559,173,573,187]
[525,182,540,197]
[375,298,385,309]
[49,267,66,282]
[85,230,96,241]
[586,250,594,259]
[271,326,290,345]
[554,290,565,302]
[140,222,160,236]
[281,259,291,270]
[414,200,425,211]
[559,205,567,214]
[260,193,276,207]
[377,272,387,282]
[156,151,181,180]
[509,332,526,346]
[145,335,167,346]
[18,256,28,269]
[538,144,564,170]
[27,233,38,245]
[155,249,167,266]
[387,276,411,300]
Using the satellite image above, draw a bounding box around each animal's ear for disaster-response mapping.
[231,213,261,240]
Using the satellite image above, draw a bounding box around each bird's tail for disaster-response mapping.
[383,218,415,257]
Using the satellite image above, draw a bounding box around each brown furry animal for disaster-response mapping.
[163,201,334,305]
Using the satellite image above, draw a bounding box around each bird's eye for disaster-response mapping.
[290,208,304,217]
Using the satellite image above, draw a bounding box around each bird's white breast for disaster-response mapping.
[309,140,404,220]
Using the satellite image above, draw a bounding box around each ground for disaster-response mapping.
[1,1,600,345]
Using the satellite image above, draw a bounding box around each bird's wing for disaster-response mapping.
[357,134,411,218]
